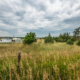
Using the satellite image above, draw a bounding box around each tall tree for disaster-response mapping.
[73,27,80,39]
[59,32,70,41]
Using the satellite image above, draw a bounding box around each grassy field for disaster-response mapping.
[0,39,80,80]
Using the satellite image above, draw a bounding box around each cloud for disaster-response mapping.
[0,0,80,37]
[0,30,12,36]
[64,16,80,24]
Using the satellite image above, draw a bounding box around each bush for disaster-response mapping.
[66,39,74,45]
[44,33,54,43]
[59,32,71,42]
[54,37,59,42]
[23,32,37,44]
[71,37,77,42]
[76,39,80,46]
[58,38,66,42]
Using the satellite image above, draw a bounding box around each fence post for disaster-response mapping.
[17,51,21,69]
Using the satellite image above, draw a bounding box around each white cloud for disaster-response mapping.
[0,0,80,37]
[0,31,11,36]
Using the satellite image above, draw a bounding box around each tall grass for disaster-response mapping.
[0,39,80,80]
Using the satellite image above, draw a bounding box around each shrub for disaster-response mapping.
[59,32,71,42]
[54,32,71,42]
[76,39,80,46]
[71,37,77,42]
[23,32,37,44]
[44,33,54,43]
[54,37,59,42]
[66,39,74,45]
[58,38,66,42]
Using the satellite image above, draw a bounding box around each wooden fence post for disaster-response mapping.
[17,51,21,69]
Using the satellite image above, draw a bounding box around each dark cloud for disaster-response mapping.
[0,16,17,26]
[23,0,47,11]
[22,0,37,8]
[67,11,72,15]
[15,11,26,21]
[0,26,17,34]
[45,16,54,21]
[15,11,26,16]
[37,4,46,11]
[64,16,80,24]
[0,4,13,15]
[49,0,55,3]
[0,0,80,37]
[76,5,80,11]
[44,15,59,21]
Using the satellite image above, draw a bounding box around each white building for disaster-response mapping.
[12,38,23,43]
[0,38,12,43]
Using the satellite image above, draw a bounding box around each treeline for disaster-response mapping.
[23,27,80,45]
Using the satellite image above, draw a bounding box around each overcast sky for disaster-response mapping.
[0,0,80,37]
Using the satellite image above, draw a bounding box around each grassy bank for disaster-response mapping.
[0,40,80,80]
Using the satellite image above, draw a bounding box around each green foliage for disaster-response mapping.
[53,37,55,40]
[66,39,74,45]
[44,33,54,43]
[71,36,77,42]
[54,37,59,42]
[59,32,71,42]
[54,32,71,42]
[23,32,36,44]
[58,38,66,42]
[76,39,80,46]
[73,27,80,39]
[0,43,80,80]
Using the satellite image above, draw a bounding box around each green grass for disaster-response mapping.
[0,40,80,80]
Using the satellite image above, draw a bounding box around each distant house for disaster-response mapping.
[0,38,12,43]
[12,38,23,43]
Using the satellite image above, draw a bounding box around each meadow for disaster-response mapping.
[0,39,80,80]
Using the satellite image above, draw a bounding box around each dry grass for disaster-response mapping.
[0,39,80,80]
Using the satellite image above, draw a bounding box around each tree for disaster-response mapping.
[54,37,59,42]
[66,39,74,45]
[58,32,70,42]
[76,39,80,46]
[73,27,80,39]
[44,33,53,43]
[23,32,36,44]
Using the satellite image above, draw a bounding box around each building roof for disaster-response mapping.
[12,38,21,40]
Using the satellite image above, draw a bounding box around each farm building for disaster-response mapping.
[12,38,23,43]
[0,38,12,43]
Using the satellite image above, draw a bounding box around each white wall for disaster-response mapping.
[0,39,12,43]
